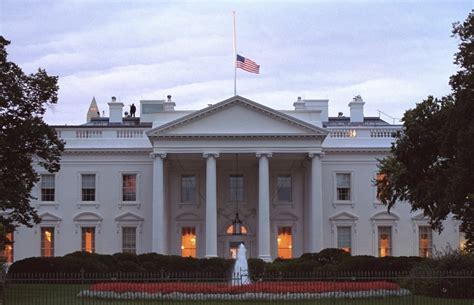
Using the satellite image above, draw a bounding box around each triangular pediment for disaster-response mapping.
[73,211,103,222]
[39,212,62,222]
[370,211,400,221]
[147,96,327,138]
[114,212,144,222]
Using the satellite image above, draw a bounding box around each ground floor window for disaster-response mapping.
[1,231,13,263]
[41,227,55,257]
[378,226,392,257]
[181,227,196,257]
[122,227,137,254]
[419,226,432,258]
[82,227,96,253]
[337,226,352,254]
[277,227,292,259]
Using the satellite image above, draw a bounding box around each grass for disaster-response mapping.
[3,284,474,305]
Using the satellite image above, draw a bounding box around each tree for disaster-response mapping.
[377,11,474,253]
[0,36,64,237]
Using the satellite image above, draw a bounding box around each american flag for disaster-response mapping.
[236,54,260,74]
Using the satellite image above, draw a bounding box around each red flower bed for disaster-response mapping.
[90,281,400,294]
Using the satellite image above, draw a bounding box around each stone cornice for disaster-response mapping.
[152,134,325,140]
[63,149,152,155]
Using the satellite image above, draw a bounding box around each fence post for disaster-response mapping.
[80,268,85,305]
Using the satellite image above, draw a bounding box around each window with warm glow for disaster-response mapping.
[41,174,55,202]
[460,228,467,250]
[81,174,96,201]
[378,226,392,257]
[376,173,386,201]
[1,231,13,263]
[336,173,351,201]
[226,224,248,234]
[122,174,137,201]
[41,227,54,257]
[181,175,196,203]
[122,227,136,254]
[81,227,95,253]
[229,175,244,202]
[419,226,432,258]
[337,226,352,253]
[277,175,292,202]
[229,241,244,259]
[277,227,292,259]
[181,227,196,257]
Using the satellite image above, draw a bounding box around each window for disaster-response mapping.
[419,226,432,258]
[41,227,54,257]
[81,174,96,201]
[375,173,386,201]
[460,227,467,250]
[229,175,244,202]
[378,226,392,257]
[181,175,196,203]
[336,173,351,201]
[277,227,292,259]
[337,226,352,253]
[1,231,13,263]
[181,227,196,258]
[277,175,292,202]
[81,227,95,253]
[122,174,137,202]
[41,174,55,202]
[122,227,137,254]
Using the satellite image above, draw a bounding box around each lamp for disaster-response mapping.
[232,153,243,235]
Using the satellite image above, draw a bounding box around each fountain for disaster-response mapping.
[232,243,251,285]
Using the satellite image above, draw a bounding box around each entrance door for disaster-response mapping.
[229,241,245,259]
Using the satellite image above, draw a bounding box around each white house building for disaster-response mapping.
[3,95,465,263]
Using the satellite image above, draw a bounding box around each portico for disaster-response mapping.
[147,96,327,261]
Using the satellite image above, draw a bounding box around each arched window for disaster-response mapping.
[226,224,248,234]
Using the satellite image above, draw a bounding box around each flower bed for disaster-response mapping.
[78,281,410,301]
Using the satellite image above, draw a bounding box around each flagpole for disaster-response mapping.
[233,11,237,96]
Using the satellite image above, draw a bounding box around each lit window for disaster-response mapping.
[337,226,352,253]
[181,175,196,203]
[122,174,137,202]
[277,175,292,202]
[122,227,136,254]
[419,226,432,258]
[81,227,95,253]
[1,231,14,263]
[41,227,54,257]
[81,174,96,201]
[181,227,196,258]
[277,227,292,259]
[460,227,467,250]
[378,226,392,257]
[376,173,386,201]
[336,173,351,201]
[226,224,248,234]
[229,175,244,202]
[41,174,55,202]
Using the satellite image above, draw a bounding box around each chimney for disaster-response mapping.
[349,95,365,124]
[163,94,176,111]
[293,96,305,110]
[108,96,124,124]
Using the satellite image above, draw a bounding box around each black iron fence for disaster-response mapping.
[1,271,473,305]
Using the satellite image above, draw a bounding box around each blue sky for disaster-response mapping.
[1,0,472,125]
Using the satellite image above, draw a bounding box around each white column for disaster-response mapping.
[308,152,324,252]
[151,152,167,254]
[257,152,272,262]
[203,152,219,258]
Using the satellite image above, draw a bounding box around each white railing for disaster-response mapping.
[116,130,144,138]
[328,127,400,139]
[329,129,358,138]
[75,130,102,138]
[369,129,398,138]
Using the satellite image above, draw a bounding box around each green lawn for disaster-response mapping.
[3,284,474,305]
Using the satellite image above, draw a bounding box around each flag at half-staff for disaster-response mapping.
[236,54,260,74]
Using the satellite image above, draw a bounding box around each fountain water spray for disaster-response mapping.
[232,243,251,285]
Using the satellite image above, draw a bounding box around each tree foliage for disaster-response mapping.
[0,36,64,233]
[377,11,474,252]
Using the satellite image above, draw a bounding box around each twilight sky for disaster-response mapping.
[1,1,472,125]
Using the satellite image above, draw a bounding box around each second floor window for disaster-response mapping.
[81,174,96,202]
[336,173,351,201]
[277,175,292,202]
[181,175,196,203]
[122,174,137,202]
[41,174,55,201]
[229,175,244,202]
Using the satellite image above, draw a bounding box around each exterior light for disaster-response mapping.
[232,212,243,235]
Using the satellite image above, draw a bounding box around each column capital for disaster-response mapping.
[203,152,220,159]
[308,152,324,159]
[256,152,273,159]
[150,152,167,159]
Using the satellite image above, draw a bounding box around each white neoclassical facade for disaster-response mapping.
[4,95,465,263]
